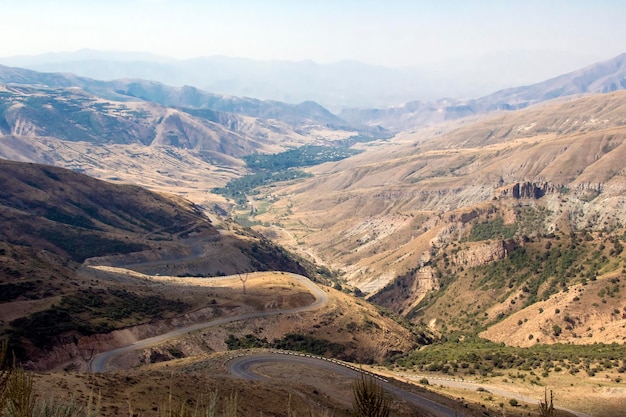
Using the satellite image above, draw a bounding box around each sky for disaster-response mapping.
[1,0,625,68]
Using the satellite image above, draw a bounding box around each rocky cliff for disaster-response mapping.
[450,240,515,269]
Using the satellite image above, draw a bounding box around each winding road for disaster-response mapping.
[89,270,470,417]
[89,272,327,372]
[87,270,587,417]
[228,353,470,417]
[395,374,592,417]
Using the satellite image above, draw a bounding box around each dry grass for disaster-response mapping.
[4,267,421,416]
[83,267,415,370]
[32,367,352,417]
[377,364,626,417]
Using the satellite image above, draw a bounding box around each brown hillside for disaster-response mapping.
[249,91,626,294]
[0,160,329,367]
[0,82,362,209]
[480,273,626,347]
[0,158,218,262]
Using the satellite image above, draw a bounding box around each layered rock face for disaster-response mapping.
[370,238,515,315]
[450,240,515,269]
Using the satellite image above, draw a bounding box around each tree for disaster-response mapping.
[352,373,391,417]
[239,272,249,295]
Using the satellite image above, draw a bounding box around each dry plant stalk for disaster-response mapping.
[351,373,390,417]
[538,389,555,417]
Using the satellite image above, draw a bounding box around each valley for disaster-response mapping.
[1,54,626,417]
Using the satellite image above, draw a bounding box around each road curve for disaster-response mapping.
[228,353,470,417]
[89,273,327,372]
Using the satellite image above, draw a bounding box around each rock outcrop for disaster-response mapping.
[503,181,559,199]
[369,265,439,316]
[450,240,515,268]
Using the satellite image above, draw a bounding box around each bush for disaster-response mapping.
[1,340,35,416]
[468,218,517,241]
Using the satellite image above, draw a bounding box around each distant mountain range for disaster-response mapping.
[340,53,626,130]
[0,51,625,189]
[0,64,391,212]
[2,52,626,136]
[0,65,391,157]
[0,49,603,110]
[0,64,359,130]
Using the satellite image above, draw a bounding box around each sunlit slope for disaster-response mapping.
[251,91,626,293]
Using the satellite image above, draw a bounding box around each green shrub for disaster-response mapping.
[468,218,517,241]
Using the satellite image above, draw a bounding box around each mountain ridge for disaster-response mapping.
[249,91,626,295]
[0,48,603,109]
[341,52,626,130]
[0,76,379,205]
[0,64,362,130]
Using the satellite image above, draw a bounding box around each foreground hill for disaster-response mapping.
[0,159,337,367]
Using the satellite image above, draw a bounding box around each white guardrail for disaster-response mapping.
[224,349,388,383]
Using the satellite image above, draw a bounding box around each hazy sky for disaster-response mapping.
[1,0,625,67]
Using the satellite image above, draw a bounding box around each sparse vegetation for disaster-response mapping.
[391,337,626,379]
[408,224,625,332]
[538,389,555,417]
[351,373,391,417]
[38,228,148,262]
[7,289,189,356]
[468,218,517,241]
[244,145,361,171]
[225,333,349,359]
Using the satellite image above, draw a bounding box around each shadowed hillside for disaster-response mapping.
[0,159,218,261]
[0,160,333,366]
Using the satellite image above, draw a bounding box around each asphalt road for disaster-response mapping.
[228,352,470,417]
[89,273,328,372]
[88,271,588,417]
[89,270,470,416]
